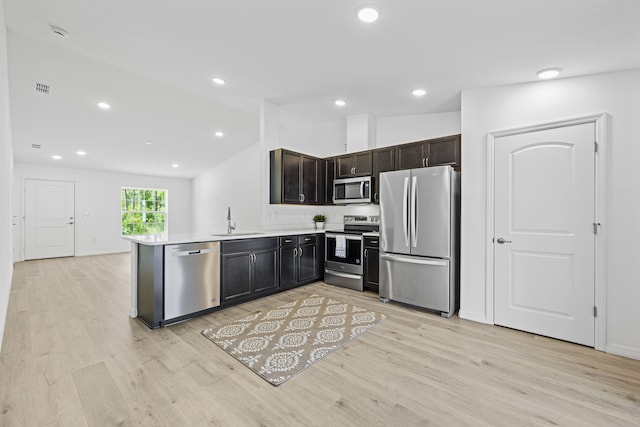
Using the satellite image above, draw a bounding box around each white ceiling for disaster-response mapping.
[5,0,640,178]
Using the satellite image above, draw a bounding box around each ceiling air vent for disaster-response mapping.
[35,82,50,94]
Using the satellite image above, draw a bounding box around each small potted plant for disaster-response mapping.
[313,214,326,230]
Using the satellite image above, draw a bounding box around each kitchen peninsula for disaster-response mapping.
[126,229,324,328]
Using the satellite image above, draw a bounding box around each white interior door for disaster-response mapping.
[494,123,595,346]
[24,179,75,260]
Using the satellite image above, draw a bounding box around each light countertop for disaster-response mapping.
[123,229,324,246]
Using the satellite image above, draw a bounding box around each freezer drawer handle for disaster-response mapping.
[380,253,448,266]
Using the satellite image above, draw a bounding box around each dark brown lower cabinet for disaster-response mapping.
[279,234,323,290]
[363,236,380,293]
[221,238,278,305]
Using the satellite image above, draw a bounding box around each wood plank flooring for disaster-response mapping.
[1,253,639,426]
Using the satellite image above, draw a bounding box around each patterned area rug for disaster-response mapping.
[202,294,386,385]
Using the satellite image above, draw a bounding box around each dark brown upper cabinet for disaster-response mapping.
[372,147,395,204]
[324,157,335,204]
[335,151,372,178]
[270,149,322,205]
[396,134,461,170]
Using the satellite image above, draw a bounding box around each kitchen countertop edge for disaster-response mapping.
[123,229,325,246]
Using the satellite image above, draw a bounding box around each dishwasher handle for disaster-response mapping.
[172,248,216,256]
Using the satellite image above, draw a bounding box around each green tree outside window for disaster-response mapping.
[121,187,167,235]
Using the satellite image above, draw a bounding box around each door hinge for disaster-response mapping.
[594,306,598,317]
[593,222,601,234]
[594,141,598,153]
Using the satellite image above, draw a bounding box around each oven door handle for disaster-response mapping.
[324,269,362,280]
[326,233,362,240]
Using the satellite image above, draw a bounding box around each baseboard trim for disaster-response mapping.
[77,250,131,257]
[606,343,640,361]
[458,310,489,324]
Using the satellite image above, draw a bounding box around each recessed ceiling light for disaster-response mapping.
[52,155,61,160]
[356,6,380,23]
[334,99,347,107]
[97,102,111,110]
[537,68,562,79]
[412,88,427,97]
[212,77,226,85]
[356,5,381,23]
[215,131,224,138]
[76,150,86,156]
[50,25,69,38]
[145,141,153,145]
[171,163,179,168]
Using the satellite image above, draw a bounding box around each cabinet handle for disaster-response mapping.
[364,248,368,258]
[284,239,292,243]
[293,248,298,257]
[374,193,378,203]
[422,158,426,167]
[301,193,305,202]
[371,240,378,244]
[305,237,312,242]
[298,247,303,257]
[425,157,429,167]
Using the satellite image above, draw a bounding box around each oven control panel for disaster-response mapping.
[344,215,379,225]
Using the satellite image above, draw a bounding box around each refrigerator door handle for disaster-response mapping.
[403,176,410,247]
[380,253,448,267]
[411,175,418,247]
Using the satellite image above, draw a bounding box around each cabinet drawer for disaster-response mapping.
[364,236,379,248]
[279,236,297,247]
[222,237,278,254]
[299,234,317,245]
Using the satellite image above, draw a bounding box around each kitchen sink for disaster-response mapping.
[210,232,265,237]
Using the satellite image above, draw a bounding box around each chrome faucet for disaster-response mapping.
[227,206,236,235]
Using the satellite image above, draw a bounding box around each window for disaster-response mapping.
[121,187,167,235]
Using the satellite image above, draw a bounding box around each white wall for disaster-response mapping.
[0,0,14,353]
[460,69,640,359]
[376,111,461,148]
[13,163,192,260]
[192,143,263,233]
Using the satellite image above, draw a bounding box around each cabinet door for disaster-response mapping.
[221,252,253,303]
[298,241,317,283]
[373,147,395,204]
[396,141,427,170]
[279,245,298,289]
[364,247,380,292]
[301,156,320,204]
[253,248,278,293]
[354,151,373,176]
[427,135,460,168]
[283,151,302,203]
[336,155,354,178]
[324,158,335,204]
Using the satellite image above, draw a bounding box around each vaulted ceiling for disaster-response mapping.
[5,0,640,178]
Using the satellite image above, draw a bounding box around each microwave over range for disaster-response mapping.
[333,176,372,204]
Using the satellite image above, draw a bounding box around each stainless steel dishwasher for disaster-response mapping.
[164,241,220,321]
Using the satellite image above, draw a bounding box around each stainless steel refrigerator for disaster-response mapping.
[379,166,460,317]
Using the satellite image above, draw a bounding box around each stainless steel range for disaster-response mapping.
[324,215,379,291]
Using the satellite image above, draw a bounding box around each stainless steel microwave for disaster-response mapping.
[333,176,372,204]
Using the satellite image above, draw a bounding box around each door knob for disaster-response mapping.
[67,221,74,225]
[496,238,512,244]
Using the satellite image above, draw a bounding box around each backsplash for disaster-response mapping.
[263,204,380,231]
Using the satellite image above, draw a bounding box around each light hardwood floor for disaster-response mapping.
[1,253,639,426]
